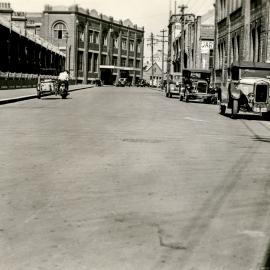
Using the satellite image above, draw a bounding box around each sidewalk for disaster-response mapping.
[0,84,92,105]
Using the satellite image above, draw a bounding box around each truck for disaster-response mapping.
[179,69,213,103]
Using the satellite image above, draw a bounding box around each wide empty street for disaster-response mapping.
[0,86,270,270]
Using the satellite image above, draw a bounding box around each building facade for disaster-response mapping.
[0,2,65,76]
[214,0,270,86]
[169,10,214,75]
[143,62,163,86]
[34,5,144,85]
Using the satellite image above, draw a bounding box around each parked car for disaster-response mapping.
[165,81,180,98]
[135,79,148,87]
[115,78,131,87]
[218,62,270,118]
[89,79,103,86]
[165,72,181,98]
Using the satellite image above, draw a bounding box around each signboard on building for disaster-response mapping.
[201,40,214,53]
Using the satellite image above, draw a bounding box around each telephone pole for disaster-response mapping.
[157,29,168,88]
[179,4,188,74]
[147,33,157,87]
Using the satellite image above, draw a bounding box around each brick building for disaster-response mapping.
[169,10,214,74]
[214,0,270,86]
[0,2,65,76]
[29,5,144,85]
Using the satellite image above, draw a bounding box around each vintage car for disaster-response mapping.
[89,79,103,86]
[115,78,131,87]
[135,79,148,87]
[179,69,213,103]
[218,62,270,117]
[165,72,182,98]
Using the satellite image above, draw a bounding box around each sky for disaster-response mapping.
[10,0,214,62]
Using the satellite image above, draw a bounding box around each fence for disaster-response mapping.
[0,72,75,89]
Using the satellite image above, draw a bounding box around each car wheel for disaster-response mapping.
[231,99,238,118]
[219,104,226,115]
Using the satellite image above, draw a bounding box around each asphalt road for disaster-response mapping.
[0,86,270,270]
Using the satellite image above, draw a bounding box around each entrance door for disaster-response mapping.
[101,69,114,85]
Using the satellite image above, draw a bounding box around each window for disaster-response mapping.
[257,26,261,62]
[137,43,141,53]
[78,51,83,71]
[121,57,126,67]
[251,0,262,10]
[129,40,134,51]
[209,49,214,69]
[101,55,106,65]
[129,59,134,67]
[103,34,107,46]
[113,56,118,66]
[122,39,127,50]
[53,22,67,39]
[89,30,93,43]
[113,38,118,49]
[79,31,84,42]
[93,54,98,72]
[93,32,99,44]
[88,53,92,72]
[231,37,235,63]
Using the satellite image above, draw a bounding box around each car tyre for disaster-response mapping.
[231,99,238,118]
[219,104,226,115]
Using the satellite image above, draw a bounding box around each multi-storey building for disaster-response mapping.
[0,2,65,76]
[214,0,270,86]
[169,10,214,75]
[30,5,144,85]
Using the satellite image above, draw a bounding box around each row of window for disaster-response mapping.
[78,52,141,72]
[53,22,141,53]
[217,25,261,68]
[217,0,260,21]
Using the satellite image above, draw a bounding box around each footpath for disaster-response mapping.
[0,84,92,105]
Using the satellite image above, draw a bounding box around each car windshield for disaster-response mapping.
[238,83,254,94]
[197,82,207,93]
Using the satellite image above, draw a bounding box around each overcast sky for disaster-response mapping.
[10,0,214,60]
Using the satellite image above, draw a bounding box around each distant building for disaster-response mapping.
[214,0,270,86]
[143,62,163,86]
[26,5,144,85]
[171,10,215,73]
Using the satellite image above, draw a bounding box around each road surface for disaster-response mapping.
[0,86,270,270]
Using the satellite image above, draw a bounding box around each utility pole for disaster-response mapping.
[157,29,168,89]
[151,33,154,87]
[147,33,157,87]
[179,4,188,74]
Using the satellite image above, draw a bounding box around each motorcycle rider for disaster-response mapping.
[58,70,69,93]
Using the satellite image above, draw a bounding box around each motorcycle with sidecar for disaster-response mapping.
[37,79,69,99]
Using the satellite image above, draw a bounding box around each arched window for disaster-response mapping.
[53,22,67,39]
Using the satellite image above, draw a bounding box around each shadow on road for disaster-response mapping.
[262,242,270,270]
[40,97,72,100]
[222,113,270,121]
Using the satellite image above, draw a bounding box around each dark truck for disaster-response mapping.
[179,69,213,103]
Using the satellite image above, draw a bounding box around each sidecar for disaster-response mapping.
[36,79,56,99]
